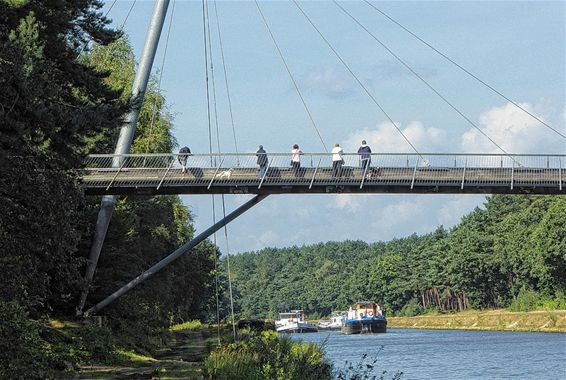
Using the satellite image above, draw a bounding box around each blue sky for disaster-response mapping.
[102,1,565,253]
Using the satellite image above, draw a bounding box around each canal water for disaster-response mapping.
[290,329,566,379]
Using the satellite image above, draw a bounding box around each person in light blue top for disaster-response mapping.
[357,140,372,175]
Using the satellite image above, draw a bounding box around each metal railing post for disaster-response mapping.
[309,157,322,190]
[461,158,467,190]
[156,155,176,191]
[258,157,274,189]
[410,158,420,190]
[360,158,369,189]
[511,158,515,190]
[207,157,225,190]
[559,158,563,191]
[105,156,127,191]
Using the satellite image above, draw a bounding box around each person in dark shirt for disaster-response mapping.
[357,140,372,175]
[178,146,191,173]
[256,145,268,178]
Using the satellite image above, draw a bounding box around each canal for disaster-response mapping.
[291,329,566,379]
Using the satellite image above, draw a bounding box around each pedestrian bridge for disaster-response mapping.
[82,153,564,195]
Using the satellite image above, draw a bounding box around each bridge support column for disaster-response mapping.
[78,0,171,314]
[84,194,268,316]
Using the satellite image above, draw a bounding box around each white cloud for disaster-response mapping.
[461,102,565,153]
[369,198,427,237]
[301,66,359,99]
[437,196,484,227]
[327,194,362,212]
[343,120,448,153]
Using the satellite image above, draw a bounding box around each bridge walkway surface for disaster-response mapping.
[82,153,564,196]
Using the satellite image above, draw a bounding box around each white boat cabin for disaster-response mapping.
[347,302,383,320]
[276,310,306,327]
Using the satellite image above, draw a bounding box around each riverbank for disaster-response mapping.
[78,327,216,379]
[387,309,566,332]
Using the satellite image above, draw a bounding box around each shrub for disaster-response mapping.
[398,299,424,317]
[509,287,541,312]
[538,291,566,310]
[170,320,203,331]
[0,301,50,379]
[204,331,332,380]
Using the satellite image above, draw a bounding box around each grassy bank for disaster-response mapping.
[387,309,566,332]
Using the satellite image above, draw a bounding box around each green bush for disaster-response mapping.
[538,291,566,310]
[170,320,203,331]
[204,331,332,380]
[398,299,424,317]
[0,301,50,379]
[509,288,541,312]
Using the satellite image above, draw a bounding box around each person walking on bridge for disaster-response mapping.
[256,145,268,178]
[291,144,303,177]
[332,143,344,177]
[357,140,372,175]
[178,146,191,174]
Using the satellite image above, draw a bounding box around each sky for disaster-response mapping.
[101,0,565,254]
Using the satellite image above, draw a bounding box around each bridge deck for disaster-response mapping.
[82,153,564,195]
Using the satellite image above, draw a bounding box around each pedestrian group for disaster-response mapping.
[178,140,375,178]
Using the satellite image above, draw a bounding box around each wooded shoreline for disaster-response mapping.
[387,309,566,333]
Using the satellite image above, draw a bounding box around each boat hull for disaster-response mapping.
[317,325,342,331]
[277,325,318,333]
[341,318,387,334]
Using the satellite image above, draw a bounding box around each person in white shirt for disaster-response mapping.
[331,143,344,177]
[291,144,303,177]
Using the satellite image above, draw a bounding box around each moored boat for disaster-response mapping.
[341,302,387,334]
[275,310,318,333]
[317,312,345,330]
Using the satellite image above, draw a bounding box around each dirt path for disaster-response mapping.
[78,330,212,379]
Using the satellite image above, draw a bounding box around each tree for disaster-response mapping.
[0,0,126,314]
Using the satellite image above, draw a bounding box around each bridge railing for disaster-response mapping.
[82,153,564,192]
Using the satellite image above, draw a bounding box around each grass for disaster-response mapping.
[388,308,566,332]
[170,320,207,331]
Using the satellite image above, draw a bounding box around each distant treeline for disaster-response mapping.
[224,195,566,318]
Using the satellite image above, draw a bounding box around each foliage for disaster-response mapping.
[0,301,49,379]
[171,320,205,331]
[224,195,566,318]
[0,0,126,315]
[508,287,542,312]
[79,37,216,348]
[204,330,332,380]
[399,299,425,317]
[1,2,216,375]
[334,352,403,380]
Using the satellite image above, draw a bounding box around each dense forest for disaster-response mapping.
[225,195,566,319]
[1,1,217,376]
[1,1,565,377]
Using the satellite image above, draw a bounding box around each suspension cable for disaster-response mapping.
[291,0,423,159]
[205,0,238,342]
[76,0,121,57]
[120,0,138,31]
[213,0,240,160]
[205,0,222,156]
[220,194,237,342]
[202,0,221,346]
[362,0,566,141]
[332,0,514,158]
[145,0,176,154]
[254,0,328,153]
[104,0,119,18]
